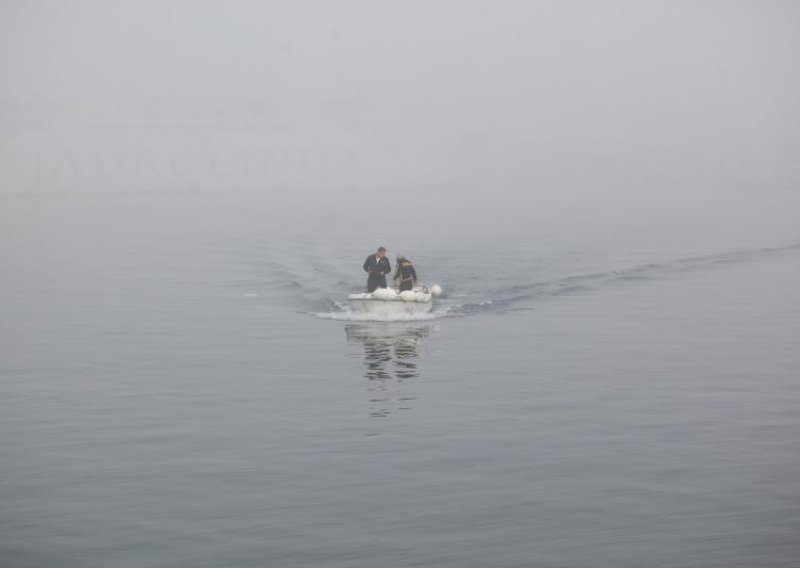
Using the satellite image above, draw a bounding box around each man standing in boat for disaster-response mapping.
[393,254,418,292]
[363,246,391,292]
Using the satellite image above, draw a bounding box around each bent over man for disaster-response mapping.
[393,254,418,292]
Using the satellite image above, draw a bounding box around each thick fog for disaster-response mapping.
[3,5,800,566]
[1,1,799,237]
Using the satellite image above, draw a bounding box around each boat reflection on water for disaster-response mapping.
[345,323,434,417]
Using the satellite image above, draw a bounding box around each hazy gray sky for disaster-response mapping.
[1,1,798,202]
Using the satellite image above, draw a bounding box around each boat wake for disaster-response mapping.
[313,302,451,322]
[252,242,800,322]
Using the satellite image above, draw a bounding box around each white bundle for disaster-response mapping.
[372,288,397,300]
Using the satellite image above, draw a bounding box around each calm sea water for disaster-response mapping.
[1,191,799,567]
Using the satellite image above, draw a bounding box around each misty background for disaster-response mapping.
[2,1,799,207]
[2,2,800,567]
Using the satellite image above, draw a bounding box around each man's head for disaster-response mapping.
[377,246,386,258]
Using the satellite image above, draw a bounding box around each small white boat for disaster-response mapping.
[348,285,441,318]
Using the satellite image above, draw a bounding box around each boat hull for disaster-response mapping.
[348,288,433,318]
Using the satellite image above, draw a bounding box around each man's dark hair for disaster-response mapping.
[377,246,386,253]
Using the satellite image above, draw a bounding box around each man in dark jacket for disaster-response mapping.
[393,254,418,292]
[363,247,391,292]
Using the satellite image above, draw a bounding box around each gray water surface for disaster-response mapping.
[1,193,799,567]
